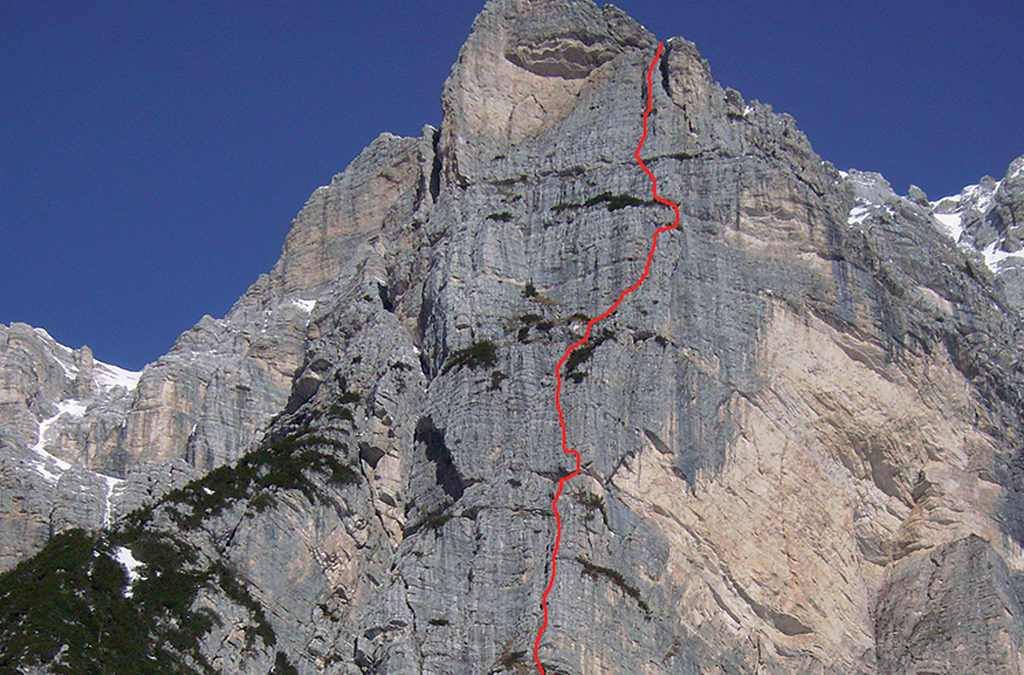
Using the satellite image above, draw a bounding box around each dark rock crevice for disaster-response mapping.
[659,42,672,98]
[429,128,442,203]
[415,417,464,502]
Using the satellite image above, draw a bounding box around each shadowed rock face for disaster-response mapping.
[876,536,1024,674]
[4,0,1024,673]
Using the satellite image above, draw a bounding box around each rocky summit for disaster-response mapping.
[3,1,1024,673]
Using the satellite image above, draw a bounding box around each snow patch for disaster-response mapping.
[290,298,316,313]
[848,206,872,225]
[30,408,73,482]
[101,474,123,528]
[94,362,142,392]
[114,546,144,596]
[29,399,89,482]
[57,400,87,417]
[981,242,1024,271]
[932,212,964,242]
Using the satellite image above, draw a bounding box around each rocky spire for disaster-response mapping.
[3,1,1024,673]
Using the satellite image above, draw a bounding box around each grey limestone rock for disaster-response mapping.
[876,536,1024,673]
[0,121,428,571]
[4,1,1024,673]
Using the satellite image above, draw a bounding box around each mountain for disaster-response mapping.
[3,0,1024,672]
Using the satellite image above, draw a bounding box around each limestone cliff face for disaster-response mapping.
[4,1,1024,673]
[0,133,431,572]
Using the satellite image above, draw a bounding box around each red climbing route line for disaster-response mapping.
[533,42,679,673]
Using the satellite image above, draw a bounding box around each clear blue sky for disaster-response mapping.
[2,1,1022,370]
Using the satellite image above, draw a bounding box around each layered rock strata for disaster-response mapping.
[3,1,1024,673]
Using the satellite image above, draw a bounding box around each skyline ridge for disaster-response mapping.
[3,0,1022,370]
